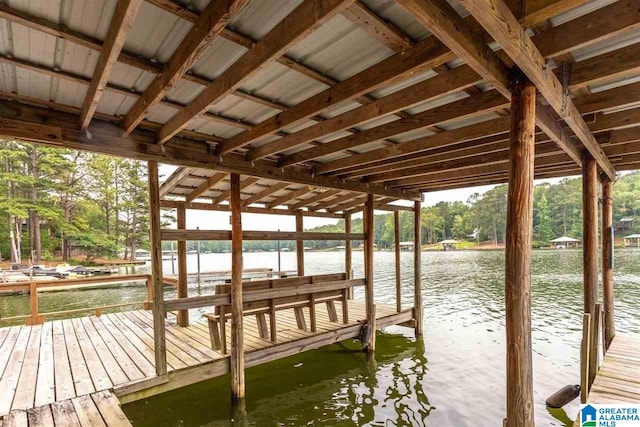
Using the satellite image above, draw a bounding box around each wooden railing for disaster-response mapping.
[0,274,153,325]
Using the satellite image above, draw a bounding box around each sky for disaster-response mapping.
[159,164,582,231]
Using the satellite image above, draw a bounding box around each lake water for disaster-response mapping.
[1,249,639,426]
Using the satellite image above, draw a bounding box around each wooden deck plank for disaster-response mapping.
[91,391,131,427]
[2,409,27,427]
[75,318,129,386]
[0,328,21,379]
[105,313,183,371]
[70,394,106,427]
[70,318,113,391]
[117,312,198,367]
[0,327,32,415]
[80,317,142,383]
[26,404,54,427]
[51,321,75,402]
[34,323,54,408]
[129,311,217,362]
[12,325,42,411]
[50,400,81,427]
[61,319,95,396]
[95,316,155,377]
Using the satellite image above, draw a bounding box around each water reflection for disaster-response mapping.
[124,330,432,426]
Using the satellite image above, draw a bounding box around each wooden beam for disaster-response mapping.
[0,100,420,200]
[287,189,341,211]
[176,203,189,327]
[123,0,247,134]
[248,65,482,161]
[342,1,413,53]
[279,89,508,167]
[147,160,167,376]
[569,43,640,90]
[345,213,353,282]
[413,200,422,336]
[241,182,289,206]
[582,153,599,389]
[229,173,245,399]
[394,210,401,313]
[157,0,356,144]
[162,199,342,219]
[395,0,583,174]
[216,36,455,154]
[447,0,615,179]
[79,0,142,129]
[519,0,592,28]
[161,229,366,241]
[213,177,260,204]
[160,167,193,198]
[296,212,305,276]
[601,177,615,351]
[184,172,226,203]
[364,193,375,351]
[504,70,535,427]
[266,187,315,209]
[314,193,363,212]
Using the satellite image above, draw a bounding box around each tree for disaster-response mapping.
[534,193,554,243]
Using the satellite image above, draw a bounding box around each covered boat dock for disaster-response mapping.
[0,0,639,425]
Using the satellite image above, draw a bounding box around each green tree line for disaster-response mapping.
[0,140,149,263]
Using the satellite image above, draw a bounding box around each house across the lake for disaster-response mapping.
[550,236,581,249]
[439,239,461,251]
[624,234,640,247]
[399,242,415,251]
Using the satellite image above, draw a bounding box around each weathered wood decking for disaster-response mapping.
[574,333,640,426]
[0,300,411,418]
[0,391,131,427]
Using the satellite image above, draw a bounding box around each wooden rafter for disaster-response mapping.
[247,65,482,162]
[123,0,248,134]
[79,0,142,129]
[0,100,420,200]
[266,187,315,209]
[213,177,260,205]
[341,1,413,53]
[279,90,508,167]
[157,0,357,144]
[455,0,616,179]
[287,189,342,211]
[186,172,227,202]
[396,0,613,180]
[241,182,289,207]
[160,167,193,198]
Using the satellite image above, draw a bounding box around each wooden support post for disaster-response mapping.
[504,70,535,427]
[296,211,305,276]
[230,173,245,400]
[177,203,189,327]
[601,178,615,351]
[580,313,591,404]
[413,201,422,336]
[394,210,401,313]
[364,193,376,352]
[147,160,167,376]
[582,152,599,389]
[26,282,43,325]
[345,213,353,299]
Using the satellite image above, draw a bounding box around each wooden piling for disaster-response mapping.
[582,152,599,388]
[177,203,189,327]
[364,193,375,351]
[230,173,245,399]
[504,70,535,427]
[147,160,167,376]
[413,201,423,336]
[580,313,591,404]
[394,210,401,313]
[296,211,305,276]
[601,178,615,351]
[345,213,352,298]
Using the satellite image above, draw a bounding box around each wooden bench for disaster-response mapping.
[204,273,363,353]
